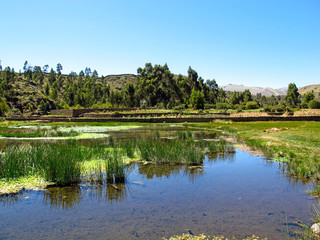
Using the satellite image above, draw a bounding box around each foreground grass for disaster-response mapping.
[190,121,320,181]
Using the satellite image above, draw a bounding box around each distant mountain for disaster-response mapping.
[221,84,287,96]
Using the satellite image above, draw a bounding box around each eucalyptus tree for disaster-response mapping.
[285,83,300,107]
[56,63,63,75]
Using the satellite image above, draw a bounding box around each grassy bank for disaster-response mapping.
[190,121,320,182]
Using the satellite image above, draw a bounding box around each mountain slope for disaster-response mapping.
[299,84,320,95]
[104,74,136,90]
[221,84,286,96]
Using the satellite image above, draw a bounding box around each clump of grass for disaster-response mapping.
[177,131,193,140]
[120,141,136,158]
[137,139,204,165]
[0,142,82,185]
[105,149,126,183]
[155,130,161,139]
[0,127,79,138]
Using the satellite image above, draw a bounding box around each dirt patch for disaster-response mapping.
[236,144,264,157]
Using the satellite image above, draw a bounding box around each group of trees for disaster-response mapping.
[0,60,319,116]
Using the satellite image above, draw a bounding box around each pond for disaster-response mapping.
[0,124,314,239]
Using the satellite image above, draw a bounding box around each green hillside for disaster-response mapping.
[299,84,320,96]
[104,74,137,91]
[1,61,319,116]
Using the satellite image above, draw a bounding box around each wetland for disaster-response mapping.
[0,122,317,239]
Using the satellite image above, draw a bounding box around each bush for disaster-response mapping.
[263,105,272,112]
[309,99,320,109]
[273,104,286,113]
[245,101,259,110]
[0,97,10,116]
[190,89,205,110]
[215,102,230,110]
[173,104,187,110]
[204,104,215,109]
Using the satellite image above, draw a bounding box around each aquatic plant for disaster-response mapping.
[176,131,193,140]
[105,149,126,183]
[120,141,136,158]
[0,127,79,138]
[137,139,204,165]
[0,142,83,185]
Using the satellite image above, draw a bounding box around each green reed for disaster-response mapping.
[0,142,83,185]
[0,140,130,186]
[0,127,79,138]
[137,139,204,165]
[105,149,126,183]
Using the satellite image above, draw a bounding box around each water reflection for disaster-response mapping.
[206,152,236,163]
[42,182,133,209]
[0,191,30,207]
[43,186,82,209]
[137,163,204,183]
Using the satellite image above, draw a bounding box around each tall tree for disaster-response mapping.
[43,65,49,73]
[56,63,63,75]
[285,83,300,107]
[48,68,56,84]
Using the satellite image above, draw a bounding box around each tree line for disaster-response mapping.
[0,60,319,116]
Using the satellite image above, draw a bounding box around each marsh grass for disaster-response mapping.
[0,127,79,138]
[177,131,193,140]
[0,141,129,187]
[0,127,233,192]
[0,142,83,185]
[137,139,203,165]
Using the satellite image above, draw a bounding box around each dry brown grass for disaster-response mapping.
[230,112,268,117]
[294,109,320,116]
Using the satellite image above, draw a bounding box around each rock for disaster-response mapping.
[263,128,280,133]
[311,223,320,234]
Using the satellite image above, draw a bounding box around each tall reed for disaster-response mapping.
[105,149,126,183]
[0,141,104,185]
[137,139,204,165]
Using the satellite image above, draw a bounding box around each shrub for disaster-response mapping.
[190,88,205,110]
[215,102,230,110]
[309,99,320,109]
[204,104,215,109]
[0,97,10,116]
[245,101,259,110]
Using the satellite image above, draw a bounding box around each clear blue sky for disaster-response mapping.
[0,0,319,88]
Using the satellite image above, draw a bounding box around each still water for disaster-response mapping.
[0,126,314,239]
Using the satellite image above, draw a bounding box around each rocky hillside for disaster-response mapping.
[299,84,320,95]
[104,74,136,91]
